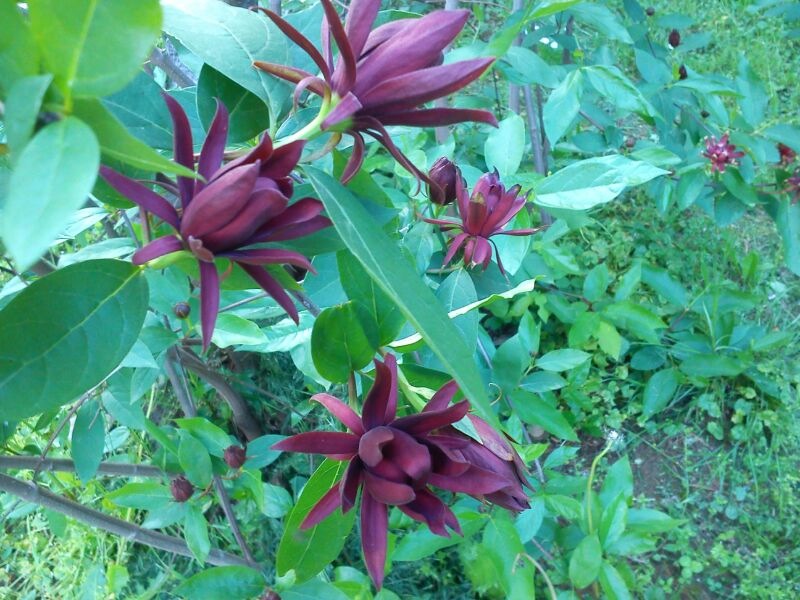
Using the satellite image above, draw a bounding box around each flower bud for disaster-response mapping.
[261,591,281,600]
[668,29,681,48]
[678,65,688,80]
[170,476,194,502]
[224,445,247,469]
[645,7,655,16]
[700,110,710,119]
[778,143,797,166]
[173,302,191,319]
[625,136,636,149]
[427,158,461,205]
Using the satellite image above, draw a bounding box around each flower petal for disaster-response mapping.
[423,380,460,413]
[99,166,180,229]
[213,133,274,181]
[361,58,494,113]
[132,235,183,265]
[272,431,359,455]
[363,470,415,505]
[313,393,364,434]
[261,139,305,180]
[341,132,365,183]
[442,232,469,267]
[322,91,363,130]
[361,355,398,429]
[196,100,230,193]
[257,7,331,82]
[238,263,299,323]
[199,261,220,351]
[398,488,459,536]
[251,197,327,242]
[386,428,431,480]
[376,107,498,128]
[360,493,388,589]
[341,458,363,512]
[162,93,195,208]
[225,248,313,271]
[300,482,342,529]
[393,400,469,436]
[428,466,510,495]
[358,426,395,467]
[321,0,357,96]
[342,0,380,58]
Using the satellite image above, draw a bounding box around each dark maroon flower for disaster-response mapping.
[255,0,496,182]
[787,171,800,203]
[224,445,247,469]
[272,355,529,588]
[170,476,194,502]
[100,96,330,349]
[703,134,745,173]
[778,143,797,166]
[424,171,543,274]
[668,29,681,48]
[428,157,462,206]
[678,64,688,80]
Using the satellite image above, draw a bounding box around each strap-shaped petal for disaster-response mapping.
[313,393,364,434]
[100,166,180,229]
[132,235,183,265]
[256,7,331,82]
[272,431,359,455]
[239,262,299,323]
[360,494,388,589]
[300,482,342,529]
[199,260,220,351]
[376,107,498,128]
[162,93,195,208]
[196,100,230,193]
[341,133,365,183]
[393,400,469,436]
[321,0,357,96]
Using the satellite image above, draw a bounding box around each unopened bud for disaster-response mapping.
[700,110,710,119]
[678,65,688,80]
[625,137,636,149]
[170,476,194,502]
[645,7,655,16]
[427,157,461,206]
[668,29,681,48]
[173,302,191,319]
[261,591,281,600]
[224,445,247,469]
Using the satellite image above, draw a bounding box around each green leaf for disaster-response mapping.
[162,0,289,122]
[530,0,584,18]
[174,566,264,600]
[184,504,211,564]
[311,301,379,383]
[603,301,665,344]
[281,581,350,600]
[597,321,622,359]
[599,456,633,505]
[29,0,162,99]
[599,562,632,600]
[485,113,525,178]
[71,399,106,483]
[72,98,195,176]
[535,349,590,371]
[641,264,688,306]
[4,74,53,159]
[197,64,270,144]
[599,493,628,549]
[305,167,495,427]
[511,390,578,441]
[642,368,679,417]
[211,313,267,348]
[569,534,603,589]
[0,1,39,95]
[570,3,633,42]
[106,482,172,510]
[174,417,232,457]
[679,354,746,378]
[583,263,610,302]
[584,65,656,120]
[277,459,356,582]
[520,371,566,393]
[394,508,487,562]
[535,155,668,210]
[765,197,800,275]
[102,73,174,150]
[543,70,583,144]
[626,508,683,533]
[179,432,213,488]
[514,499,545,542]
[262,483,293,519]
[337,251,405,346]
[243,434,285,470]
[0,260,149,421]
[544,494,583,520]
[500,46,559,88]
[492,334,528,393]
[1,117,99,270]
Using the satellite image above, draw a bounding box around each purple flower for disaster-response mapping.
[100,96,330,349]
[224,445,247,469]
[255,0,496,182]
[702,133,745,173]
[787,171,800,204]
[424,171,543,274]
[668,29,681,48]
[170,476,194,502]
[272,355,529,588]
[427,157,462,206]
[778,143,796,166]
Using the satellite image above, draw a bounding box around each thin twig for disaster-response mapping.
[0,456,168,478]
[516,553,558,600]
[148,38,197,88]
[0,473,249,567]
[290,290,321,317]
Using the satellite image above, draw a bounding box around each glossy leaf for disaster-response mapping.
[306,168,495,427]
[29,0,162,99]
[162,0,290,121]
[0,260,149,421]
[184,504,211,564]
[276,459,356,582]
[179,432,213,488]
[197,64,270,144]
[543,70,582,144]
[583,263,610,302]
[485,113,525,178]
[511,390,578,441]
[174,566,264,600]
[0,1,40,95]
[599,493,628,549]
[72,98,196,176]
[642,368,679,417]
[311,301,379,383]
[71,399,106,483]
[211,314,268,348]
[3,74,53,159]
[599,456,634,506]
[536,349,591,371]
[2,117,99,270]
[106,482,172,511]
[102,73,174,150]
[599,562,633,600]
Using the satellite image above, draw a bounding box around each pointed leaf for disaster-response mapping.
[174,566,264,600]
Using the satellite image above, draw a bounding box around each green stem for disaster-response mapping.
[273,93,334,148]
[585,440,614,535]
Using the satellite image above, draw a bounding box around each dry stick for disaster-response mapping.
[173,347,261,441]
[508,0,525,115]
[0,473,249,567]
[164,350,258,567]
[148,38,197,88]
[290,289,321,317]
[0,456,168,478]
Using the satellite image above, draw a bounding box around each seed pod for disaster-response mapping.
[224,445,247,469]
[427,157,461,206]
[173,302,191,319]
[679,65,688,80]
[645,7,655,16]
[170,476,194,502]
[700,110,710,119]
[669,29,681,48]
